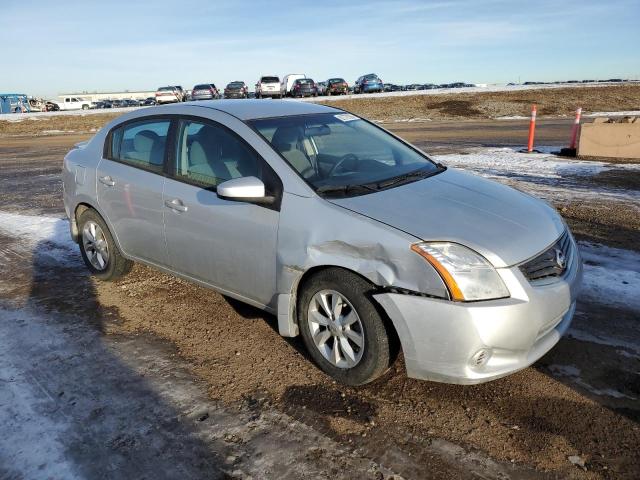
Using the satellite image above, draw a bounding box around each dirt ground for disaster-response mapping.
[321,85,640,121]
[1,115,639,479]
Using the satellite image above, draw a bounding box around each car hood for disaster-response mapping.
[328,168,564,268]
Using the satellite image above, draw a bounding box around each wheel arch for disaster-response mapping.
[71,201,123,254]
[297,265,401,358]
[279,264,400,357]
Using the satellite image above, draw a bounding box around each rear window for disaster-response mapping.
[328,78,345,84]
[194,84,211,90]
[364,74,379,80]
[228,82,244,88]
[296,79,313,84]
[158,87,174,91]
[261,76,279,83]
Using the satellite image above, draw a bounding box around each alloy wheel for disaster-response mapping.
[82,221,109,271]
[307,290,365,368]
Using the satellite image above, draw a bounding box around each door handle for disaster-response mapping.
[164,198,188,212]
[98,175,115,187]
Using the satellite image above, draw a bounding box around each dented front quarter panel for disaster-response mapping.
[276,191,448,335]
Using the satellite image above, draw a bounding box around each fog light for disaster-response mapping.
[470,348,492,368]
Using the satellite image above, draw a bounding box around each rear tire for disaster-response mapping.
[77,209,133,281]
[298,269,393,386]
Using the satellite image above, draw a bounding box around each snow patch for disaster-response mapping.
[0,211,77,263]
[578,241,640,312]
[584,110,640,118]
[433,147,639,179]
[495,115,529,120]
[0,309,83,480]
[432,147,640,205]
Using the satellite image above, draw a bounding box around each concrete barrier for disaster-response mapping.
[578,117,640,159]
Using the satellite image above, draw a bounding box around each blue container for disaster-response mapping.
[0,94,31,114]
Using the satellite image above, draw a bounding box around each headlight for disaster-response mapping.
[411,242,509,301]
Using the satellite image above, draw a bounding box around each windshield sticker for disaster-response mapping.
[334,113,359,122]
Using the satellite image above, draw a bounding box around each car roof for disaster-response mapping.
[158,99,341,120]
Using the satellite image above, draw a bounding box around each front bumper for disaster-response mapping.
[374,238,583,384]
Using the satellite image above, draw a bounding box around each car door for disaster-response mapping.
[96,117,171,266]
[162,116,281,306]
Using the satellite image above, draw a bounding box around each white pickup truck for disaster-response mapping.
[55,97,92,111]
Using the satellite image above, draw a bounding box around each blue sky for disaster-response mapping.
[2,0,639,97]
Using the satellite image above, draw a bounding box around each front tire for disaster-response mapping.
[77,209,133,281]
[298,269,393,386]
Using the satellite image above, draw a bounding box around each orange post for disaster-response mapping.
[527,104,537,152]
[569,107,582,149]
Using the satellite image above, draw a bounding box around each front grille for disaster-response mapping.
[519,231,572,282]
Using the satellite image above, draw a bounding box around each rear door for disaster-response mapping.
[97,117,172,266]
[162,115,281,306]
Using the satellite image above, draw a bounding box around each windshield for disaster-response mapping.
[250,113,443,197]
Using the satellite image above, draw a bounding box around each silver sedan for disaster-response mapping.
[62,100,582,386]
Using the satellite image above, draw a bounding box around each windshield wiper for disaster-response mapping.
[376,165,446,189]
[316,183,379,197]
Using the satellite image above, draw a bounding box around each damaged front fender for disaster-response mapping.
[275,193,448,336]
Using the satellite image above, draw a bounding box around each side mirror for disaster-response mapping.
[217,176,274,204]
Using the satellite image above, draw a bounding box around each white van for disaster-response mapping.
[281,74,306,97]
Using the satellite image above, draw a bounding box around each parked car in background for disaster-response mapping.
[224,81,249,99]
[316,82,328,96]
[255,76,281,99]
[155,86,181,104]
[326,78,348,95]
[354,74,383,94]
[142,97,156,106]
[45,101,61,112]
[63,100,582,387]
[93,100,112,109]
[54,96,92,111]
[191,84,221,101]
[291,78,317,98]
[281,73,306,97]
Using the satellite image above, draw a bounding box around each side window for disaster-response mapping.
[109,119,170,172]
[174,119,259,188]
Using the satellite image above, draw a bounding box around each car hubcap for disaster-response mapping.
[82,221,109,271]
[307,290,364,368]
